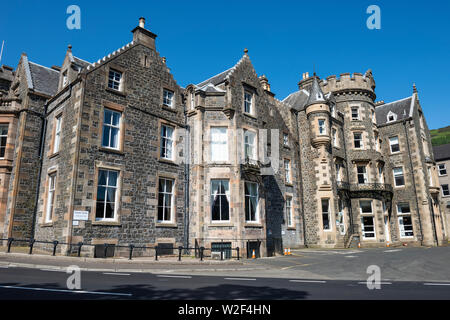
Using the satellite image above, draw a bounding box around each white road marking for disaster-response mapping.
[289,280,327,283]
[0,285,132,296]
[424,283,450,286]
[224,278,257,281]
[384,249,402,253]
[156,275,192,279]
[40,269,65,272]
[357,281,392,285]
[0,266,9,269]
[103,273,131,276]
[345,255,357,258]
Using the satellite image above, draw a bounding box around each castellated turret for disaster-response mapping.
[321,70,376,101]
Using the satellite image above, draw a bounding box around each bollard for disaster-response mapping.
[178,246,183,262]
[155,245,159,261]
[103,243,109,259]
[29,239,36,255]
[128,244,134,260]
[200,246,204,261]
[52,241,59,256]
[77,242,83,257]
[7,238,13,253]
[220,246,224,261]
[236,247,240,260]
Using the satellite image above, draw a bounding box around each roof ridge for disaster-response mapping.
[73,55,92,65]
[224,54,249,82]
[195,67,233,87]
[376,96,411,108]
[86,41,135,72]
[28,61,60,73]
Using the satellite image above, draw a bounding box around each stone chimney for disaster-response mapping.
[302,72,310,80]
[131,17,157,50]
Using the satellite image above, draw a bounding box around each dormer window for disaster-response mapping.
[387,111,397,123]
[108,69,122,91]
[62,71,68,87]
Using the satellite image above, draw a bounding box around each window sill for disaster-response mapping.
[244,223,263,228]
[285,182,294,187]
[286,226,296,230]
[105,87,126,97]
[49,152,60,159]
[162,105,177,113]
[243,112,257,120]
[92,221,121,226]
[40,222,53,227]
[209,223,234,228]
[158,158,178,166]
[156,222,178,228]
[99,147,125,155]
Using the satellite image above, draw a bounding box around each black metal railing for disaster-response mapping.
[350,183,393,193]
[0,238,242,261]
[336,181,350,190]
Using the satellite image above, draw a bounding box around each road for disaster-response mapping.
[0,266,449,300]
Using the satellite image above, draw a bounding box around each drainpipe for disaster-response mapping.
[340,114,354,240]
[30,108,47,239]
[183,96,190,253]
[403,119,424,245]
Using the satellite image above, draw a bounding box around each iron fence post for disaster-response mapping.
[7,238,13,253]
[178,246,182,261]
[77,242,83,257]
[28,238,35,255]
[103,243,109,258]
[200,246,204,261]
[155,245,158,261]
[128,244,134,260]
[52,240,59,256]
[236,247,240,260]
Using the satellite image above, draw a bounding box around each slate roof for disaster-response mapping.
[375,96,413,125]
[72,56,91,70]
[28,61,60,96]
[196,82,226,93]
[433,143,450,161]
[196,68,233,88]
[282,89,310,111]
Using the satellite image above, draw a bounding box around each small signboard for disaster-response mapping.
[73,210,89,221]
[72,220,79,226]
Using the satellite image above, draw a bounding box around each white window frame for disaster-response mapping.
[245,182,259,223]
[351,107,360,120]
[387,111,397,123]
[45,173,56,223]
[62,71,68,87]
[321,199,331,231]
[244,91,253,115]
[335,163,341,182]
[318,119,326,135]
[96,169,119,221]
[210,127,228,162]
[160,124,174,161]
[360,200,376,239]
[53,115,62,153]
[0,124,8,159]
[332,128,337,147]
[211,179,230,222]
[101,108,121,150]
[108,69,123,91]
[283,133,289,147]
[393,167,405,187]
[286,196,294,227]
[284,159,292,184]
[397,203,414,238]
[244,129,257,161]
[354,132,363,149]
[378,165,384,183]
[157,178,175,223]
[438,163,447,176]
[389,136,400,153]
[163,89,175,108]
[357,165,368,184]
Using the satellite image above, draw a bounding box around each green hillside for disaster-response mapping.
[430,126,450,146]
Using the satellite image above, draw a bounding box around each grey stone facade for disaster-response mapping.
[0,17,446,257]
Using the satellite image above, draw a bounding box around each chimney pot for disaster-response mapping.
[139,17,145,28]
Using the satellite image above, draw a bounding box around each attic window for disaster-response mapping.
[62,71,68,87]
[387,111,397,123]
[108,69,123,91]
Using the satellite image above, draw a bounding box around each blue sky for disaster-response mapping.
[1,0,449,129]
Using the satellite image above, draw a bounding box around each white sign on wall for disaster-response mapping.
[73,210,89,221]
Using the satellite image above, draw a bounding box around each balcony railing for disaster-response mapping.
[350,183,393,193]
[336,181,350,190]
[241,158,261,173]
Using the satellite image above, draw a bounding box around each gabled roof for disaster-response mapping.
[27,60,60,97]
[282,89,310,111]
[71,55,91,70]
[196,82,226,94]
[433,143,450,161]
[375,96,414,125]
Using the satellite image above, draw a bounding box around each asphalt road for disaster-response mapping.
[0,266,449,300]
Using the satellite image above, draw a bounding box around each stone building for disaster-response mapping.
[0,17,446,257]
[434,143,450,241]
